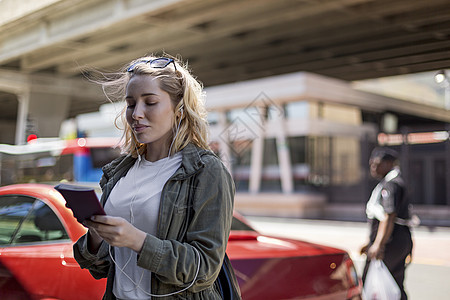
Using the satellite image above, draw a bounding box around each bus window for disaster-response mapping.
[0,138,121,186]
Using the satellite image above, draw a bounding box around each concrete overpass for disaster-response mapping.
[0,0,450,144]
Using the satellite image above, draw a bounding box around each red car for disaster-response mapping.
[0,184,361,299]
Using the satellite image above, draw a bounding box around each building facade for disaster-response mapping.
[205,72,450,225]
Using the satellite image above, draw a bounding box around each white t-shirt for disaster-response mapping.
[104,152,182,300]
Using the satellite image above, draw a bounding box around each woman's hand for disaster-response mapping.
[86,226,103,254]
[83,215,147,253]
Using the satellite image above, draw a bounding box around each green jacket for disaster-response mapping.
[73,143,235,299]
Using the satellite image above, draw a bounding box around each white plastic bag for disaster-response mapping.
[363,259,401,300]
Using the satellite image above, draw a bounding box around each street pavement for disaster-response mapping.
[246,216,450,300]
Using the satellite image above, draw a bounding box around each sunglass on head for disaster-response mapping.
[127,57,177,72]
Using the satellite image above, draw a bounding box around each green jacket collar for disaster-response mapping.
[101,143,211,183]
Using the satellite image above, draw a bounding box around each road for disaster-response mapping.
[247,216,450,300]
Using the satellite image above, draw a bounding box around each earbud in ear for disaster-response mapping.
[132,133,142,162]
[177,104,184,119]
[135,142,142,162]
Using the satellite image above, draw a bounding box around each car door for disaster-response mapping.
[0,194,102,299]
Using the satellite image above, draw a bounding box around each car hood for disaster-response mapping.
[228,231,347,260]
[227,231,358,300]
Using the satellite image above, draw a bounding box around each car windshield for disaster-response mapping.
[231,215,255,232]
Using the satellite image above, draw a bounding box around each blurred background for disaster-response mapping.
[0,0,449,226]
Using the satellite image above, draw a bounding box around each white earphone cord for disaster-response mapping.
[109,246,201,297]
[110,108,202,297]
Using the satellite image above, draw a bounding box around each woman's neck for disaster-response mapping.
[145,146,170,162]
[144,136,173,162]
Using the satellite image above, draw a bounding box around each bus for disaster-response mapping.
[0,137,121,186]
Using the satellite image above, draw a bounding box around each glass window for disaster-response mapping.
[262,138,278,166]
[0,195,68,245]
[231,140,253,192]
[0,196,34,245]
[330,136,361,185]
[1,151,75,184]
[288,136,310,190]
[307,136,331,186]
[288,136,307,164]
[227,107,260,125]
[285,101,309,119]
[224,108,260,192]
[90,147,121,168]
[433,158,446,205]
[207,111,219,125]
[266,104,285,121]
[261,138,281,191]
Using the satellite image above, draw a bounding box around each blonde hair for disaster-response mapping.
[95,54,210,158]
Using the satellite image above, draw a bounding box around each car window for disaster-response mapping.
[0,195,69,245]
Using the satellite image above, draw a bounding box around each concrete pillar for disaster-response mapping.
[217,111,232,173]
[28,92,71,138]
[249,107,265,193]
[0,93,18,144]
[15,92,30,145]
[273,110,293,193]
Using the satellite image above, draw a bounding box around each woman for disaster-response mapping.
[73,55,236,299]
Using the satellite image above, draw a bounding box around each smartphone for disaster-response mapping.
[54,183,106,223]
